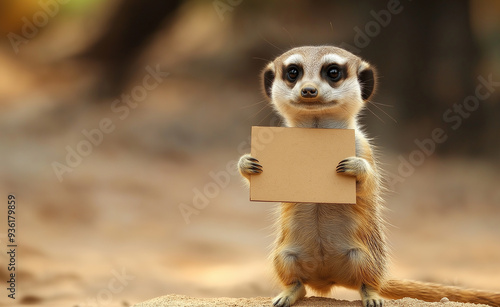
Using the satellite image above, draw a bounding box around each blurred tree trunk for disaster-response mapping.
[366,0,482,155]
[78,0,183,97]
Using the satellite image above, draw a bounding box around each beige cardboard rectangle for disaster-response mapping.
[250,126,356,204]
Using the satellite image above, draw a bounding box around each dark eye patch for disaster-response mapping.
[321,64,347,86]
[327,66,341,81]
[282,64,302,84]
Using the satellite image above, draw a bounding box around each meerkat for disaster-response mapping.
[237,46,500,307]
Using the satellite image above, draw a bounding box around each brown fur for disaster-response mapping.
[238,46,500,307]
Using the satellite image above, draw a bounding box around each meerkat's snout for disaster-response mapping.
[300,84,318,99]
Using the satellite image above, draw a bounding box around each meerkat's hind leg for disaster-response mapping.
[272,280,306,307]
[360,284,384,307]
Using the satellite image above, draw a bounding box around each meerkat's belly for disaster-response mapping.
[276,203,361,286]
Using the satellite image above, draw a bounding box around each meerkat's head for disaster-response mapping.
[262,46,377,125]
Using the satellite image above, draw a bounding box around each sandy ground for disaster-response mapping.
[133,295,491,307]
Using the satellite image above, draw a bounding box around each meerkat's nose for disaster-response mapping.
[301,86,318,98]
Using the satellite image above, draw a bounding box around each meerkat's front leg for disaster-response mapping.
[238,153,263,182]
[336,157,377,197]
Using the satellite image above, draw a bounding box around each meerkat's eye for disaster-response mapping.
[286,66,299,82]
[327,65,342,81]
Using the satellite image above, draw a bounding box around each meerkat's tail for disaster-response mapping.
[380,279,500,307]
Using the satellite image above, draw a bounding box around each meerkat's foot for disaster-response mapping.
[272,281,306,307]
[238,154,263,175]
[360,284,384,307]
[336,157,368,178]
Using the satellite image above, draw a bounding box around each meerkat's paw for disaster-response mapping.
[362,297,384,307]
[238,154,263,176]
[360,284,384,307]
[336,157,369,179]
[272,281,306,307]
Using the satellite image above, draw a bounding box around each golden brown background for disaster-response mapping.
[0,1,499,306]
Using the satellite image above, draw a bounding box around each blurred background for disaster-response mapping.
[0,0,499,306]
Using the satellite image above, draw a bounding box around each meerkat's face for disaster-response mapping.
[262,46,376,122]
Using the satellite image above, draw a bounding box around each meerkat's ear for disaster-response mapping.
[261,62,275,99]
[357,61,377,101]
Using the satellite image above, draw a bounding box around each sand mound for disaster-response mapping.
[132,294,491,307]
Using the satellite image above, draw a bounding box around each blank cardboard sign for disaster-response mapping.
[250,126,356,204]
